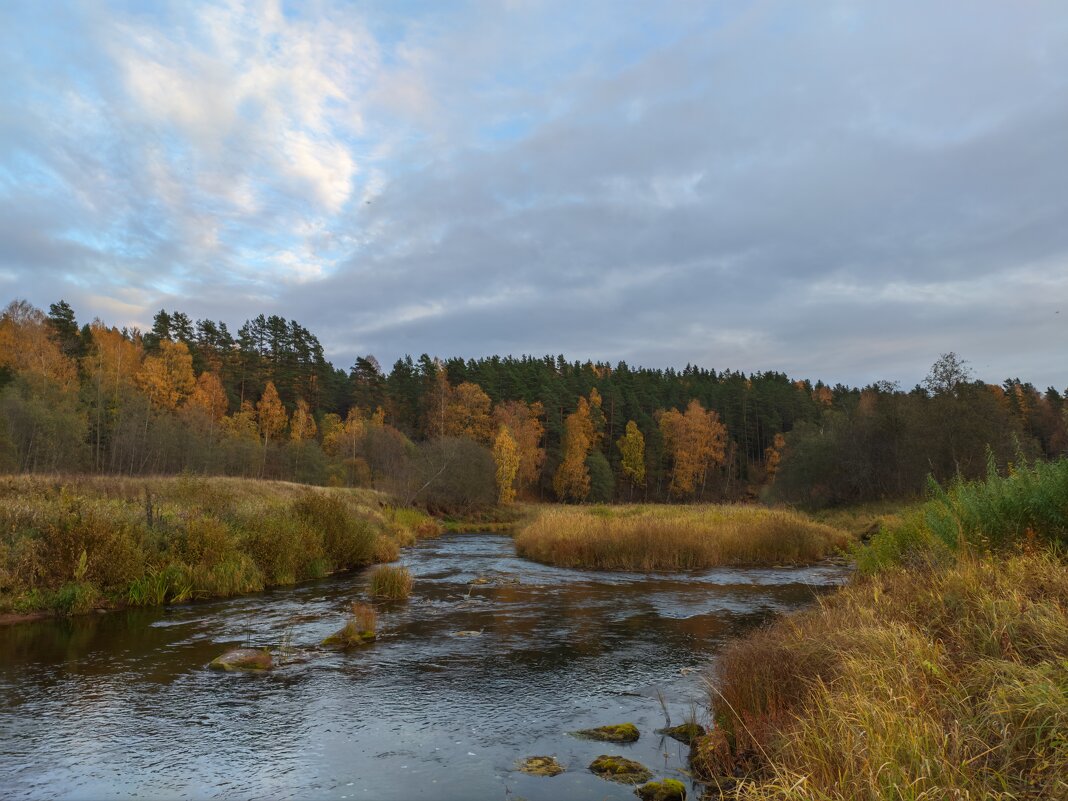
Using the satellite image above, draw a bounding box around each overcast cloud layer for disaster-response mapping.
[2,0,1067,389]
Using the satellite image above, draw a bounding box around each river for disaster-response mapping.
[0,533,848,800]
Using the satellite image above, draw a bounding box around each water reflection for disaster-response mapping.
[0,533,847,800]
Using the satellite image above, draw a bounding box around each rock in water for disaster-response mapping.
[209,648,273,671]
[657,722,706,745]
[635,778,687,800]
[588,755,653,784]
[321,626,376,648]
[574,723,640,743]
[517,756,565,776]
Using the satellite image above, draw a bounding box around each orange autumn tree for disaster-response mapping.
[553,396,593,502]
[256,381,288,452]
[443,381,494,444]
[136,340,195,410]
[289,398,317,441]
[493,399,545,497]
[657,399,728,499]
[492,425,520,504]
[0,299,79,392]
[188,371,229,422]
[764,432,786,483]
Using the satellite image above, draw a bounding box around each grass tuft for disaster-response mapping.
[369,564,413,600]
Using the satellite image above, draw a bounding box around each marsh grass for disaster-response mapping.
[515,505,849,570]
[0,475,438,615]
[369,564,413,599]
[699,458,1068,800]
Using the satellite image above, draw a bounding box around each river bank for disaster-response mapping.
[0,475,440,619]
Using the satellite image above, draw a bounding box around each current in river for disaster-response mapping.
[0,533,847,800]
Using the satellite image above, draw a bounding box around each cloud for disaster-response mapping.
[2,0,1067,390]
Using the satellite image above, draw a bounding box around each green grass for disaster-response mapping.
[514,504,850,570]
[0,474,439,616]
[368,564,413,599]
[697,457,1068,800]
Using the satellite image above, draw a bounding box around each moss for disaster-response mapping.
[517,756,564,776]
[575,723,640,743]
[588,755,653,784]
[635,778,687,801]
[321,627,376,648]
[657,722,706,745]
[209,647,273,671]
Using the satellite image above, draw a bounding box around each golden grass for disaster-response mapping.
[0,474,439,615]
[514,504,850,570]
[698,552,1068,800]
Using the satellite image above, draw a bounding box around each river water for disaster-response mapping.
[0,533,848,800]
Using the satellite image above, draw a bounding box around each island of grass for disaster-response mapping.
[514,504,850,570]
[0,474,441,619]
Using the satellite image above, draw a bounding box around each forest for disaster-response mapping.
[1,298,1065,511]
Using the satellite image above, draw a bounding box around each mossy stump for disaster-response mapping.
[575,722,640,743]
[657,722,706,745]
[209,647,273,672]
[635,778,687,800]
[517,756,565,776]
[589,755,653,784]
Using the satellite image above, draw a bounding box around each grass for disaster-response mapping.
[323,601,377,648]
[0,474,440,616]
[514,504,850,570]
[697,457,1068,800]
[368,564,413,599]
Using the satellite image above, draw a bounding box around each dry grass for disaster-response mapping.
[514,504,850,570]
[0,474,439,615]
[698,460,1068,800]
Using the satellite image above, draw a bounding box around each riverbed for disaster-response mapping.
[0,533,848,800]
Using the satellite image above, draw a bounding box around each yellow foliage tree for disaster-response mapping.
[443,381,494,444]
[493,400,546,495]
[289,398,317,441]
[256,381,288,445]
[188,371,229,421]
[657,399,728,499]
[553,398,592,502]
[492,425,520,504]
[617,420,646,488]
[764,432,786,483]
[136,340,195,410]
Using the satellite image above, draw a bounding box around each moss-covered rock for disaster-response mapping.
[589,755,653,784]
[657,722,706,745]
[517,756,565,776]
[635,778,687,800]
[321,625,376,648]
[209,647,273,671]
[575,722,640,743]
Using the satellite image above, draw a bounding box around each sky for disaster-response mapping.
[2,0,1067,390]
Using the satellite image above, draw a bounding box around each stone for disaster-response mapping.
[635,778,687,800]
[574,723,640,743]
[588,755,653,784]
[517,756,565,776]
[209,647,273,671]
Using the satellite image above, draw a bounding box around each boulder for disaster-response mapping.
[321,625,376,648]
[209,647,273,672]
[517,756,565,776]
[635,778,687,800]
[589,755,653,784]
[575,723,640,743]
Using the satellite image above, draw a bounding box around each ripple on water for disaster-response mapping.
[0,532,848,800]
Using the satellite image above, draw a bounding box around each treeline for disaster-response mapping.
[1,299,1065,508]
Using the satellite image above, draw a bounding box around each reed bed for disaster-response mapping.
[0,474,438,616]
[698,458,1068,800]
[514,505,849,570]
